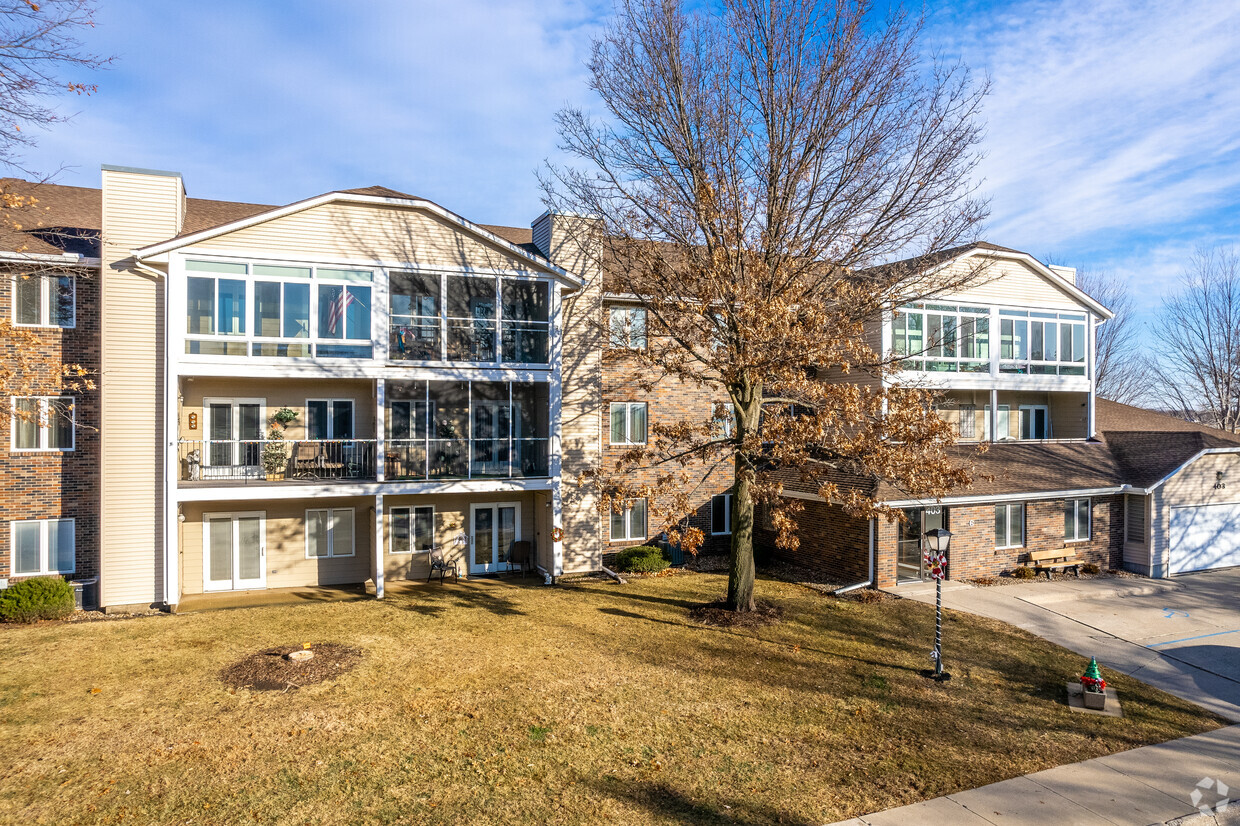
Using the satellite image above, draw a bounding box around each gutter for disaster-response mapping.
[0,251,100,266]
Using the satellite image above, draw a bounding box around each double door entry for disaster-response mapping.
[469,503,520,575]
[204,512,266,591]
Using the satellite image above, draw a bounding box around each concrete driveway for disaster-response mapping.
[890,568,1240,721]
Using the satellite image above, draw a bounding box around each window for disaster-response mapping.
[390,271,441,360]
[711,403,736,438]
[14,274,75,328]
[984,405,1011,440]
[445,275,496,361]
[1126,495,1146,543]
[306,399,354,440]
[610,499,647,542]
[1065,498,1090,542]
[893,304,989,372]
[711,494,733,535]
[608,306,647,349]
[958,404,977,439]
[501,279,550,363]
[609,402,648,445]
[11,397,74,451]
[999,310,1087,375]
[183,259,373,359]
[390,506,435,553]
[10,518,74,575]
[1019,405,1051,439]
[306,508,354,558]
[995,503,1024,548]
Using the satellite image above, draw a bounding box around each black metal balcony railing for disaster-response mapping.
[177,437,550,484]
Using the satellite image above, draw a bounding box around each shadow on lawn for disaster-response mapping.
[383,579,532,618]
[589,778,817,826]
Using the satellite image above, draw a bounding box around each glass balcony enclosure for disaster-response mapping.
[385,380,550,480]
[183,259,554,365]
[894,303,1088,377]
[390,272,550,365]
[185,260,373,358]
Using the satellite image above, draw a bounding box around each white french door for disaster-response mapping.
[204,398,264,472]
[469,502,520,574]
[203,512,266,591]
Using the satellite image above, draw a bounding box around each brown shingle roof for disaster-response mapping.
[1096,399,1240,488]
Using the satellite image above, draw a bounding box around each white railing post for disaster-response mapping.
[376,378,386,482]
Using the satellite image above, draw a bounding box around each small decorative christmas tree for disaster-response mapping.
[1081,657,1106,694]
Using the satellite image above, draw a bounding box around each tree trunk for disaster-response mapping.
[726,451,756,612]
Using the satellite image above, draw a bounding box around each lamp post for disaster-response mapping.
[923,527,952,682]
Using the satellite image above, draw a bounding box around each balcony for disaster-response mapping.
[176,437,550,486]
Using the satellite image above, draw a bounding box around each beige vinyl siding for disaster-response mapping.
[941,390,1088,440]
[188,203,538,272]
[380,492,536,581]
[942,257,1086,311]
[547,216,604,573]
[1142,454,1240,579]
[818,318,883,387]
[179,378,377,441]
[100,168,185,608]
[1148,487,1170,578]
[179,497,371,595]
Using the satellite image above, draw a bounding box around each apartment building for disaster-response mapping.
[2,170,1238,610]
[760,243,1240,585]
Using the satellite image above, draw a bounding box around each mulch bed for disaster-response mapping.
[969,569,1142,587]
[219,643,362,692]
[688,598,783,628]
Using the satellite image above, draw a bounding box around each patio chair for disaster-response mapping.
[506,540,532,577]
[289,441,321,479]
[427,547,458,584]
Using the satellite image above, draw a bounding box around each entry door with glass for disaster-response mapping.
[204,398,264,476]
[469,502,520,574]
[897,507,948,583]
[204,512,266,591]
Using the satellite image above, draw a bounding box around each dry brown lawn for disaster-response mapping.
[0,572,1224,825]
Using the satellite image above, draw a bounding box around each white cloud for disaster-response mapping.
[935,0,1240,248]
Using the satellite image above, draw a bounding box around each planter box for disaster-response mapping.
[1083,689,1107,710]
[266,472,285,481]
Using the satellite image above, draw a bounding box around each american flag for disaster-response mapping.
[326,289,359,335]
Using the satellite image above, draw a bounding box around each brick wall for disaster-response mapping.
[786,494,1124,587]
[756,500,870,584]
[600,320,734,560]
[0,268,101,585]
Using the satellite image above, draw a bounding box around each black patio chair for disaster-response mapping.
[427,547,458,584]
[506,540,532,578]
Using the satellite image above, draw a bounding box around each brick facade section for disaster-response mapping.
[756,500,870,584]
[785,494,1124,588]
[600,325,734,560]
[0,268,100,587]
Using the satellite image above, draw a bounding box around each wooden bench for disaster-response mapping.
[1028,548,1081,579]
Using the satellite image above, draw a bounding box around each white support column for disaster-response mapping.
[374,493,385,599]
[375,268,390,362]
[549,284,565,580]
[989,387,999,442]
[1087,315,1097,439]
[375,378,386,482]
[989,307,1000,378]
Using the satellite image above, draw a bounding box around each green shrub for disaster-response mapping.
[1081,563,1101,575]
[1010,566,1037,580]
[614,545,670,573]
[0,576,75,623]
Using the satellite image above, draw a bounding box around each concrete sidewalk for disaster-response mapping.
[888,578,1240,723]
[832,724,1240,825]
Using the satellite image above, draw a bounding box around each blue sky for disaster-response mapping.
[19,0,1240,324]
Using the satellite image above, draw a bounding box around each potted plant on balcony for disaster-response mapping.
[262,410,297,481]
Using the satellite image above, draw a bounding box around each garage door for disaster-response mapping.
[1170,503,1240,574]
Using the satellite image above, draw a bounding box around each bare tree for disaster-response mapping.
[545,0,988,611]
[1075,268,1147,406]
[1149,248,1240,433]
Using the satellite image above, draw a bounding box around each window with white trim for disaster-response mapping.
[608,306,647,349]
[306,399,354,439]
[711,494,733,535]
[609,402,648,445]
[711,403,736,438]
[957,404,977,439]
[14,274,75,328]
[610,499,647,542]
[306,508,354,558]
[11,397,74,451]
[390,506,435,553]
[10,518,74,575]
[995,503,1024,548]
[1064,498,1090,542]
